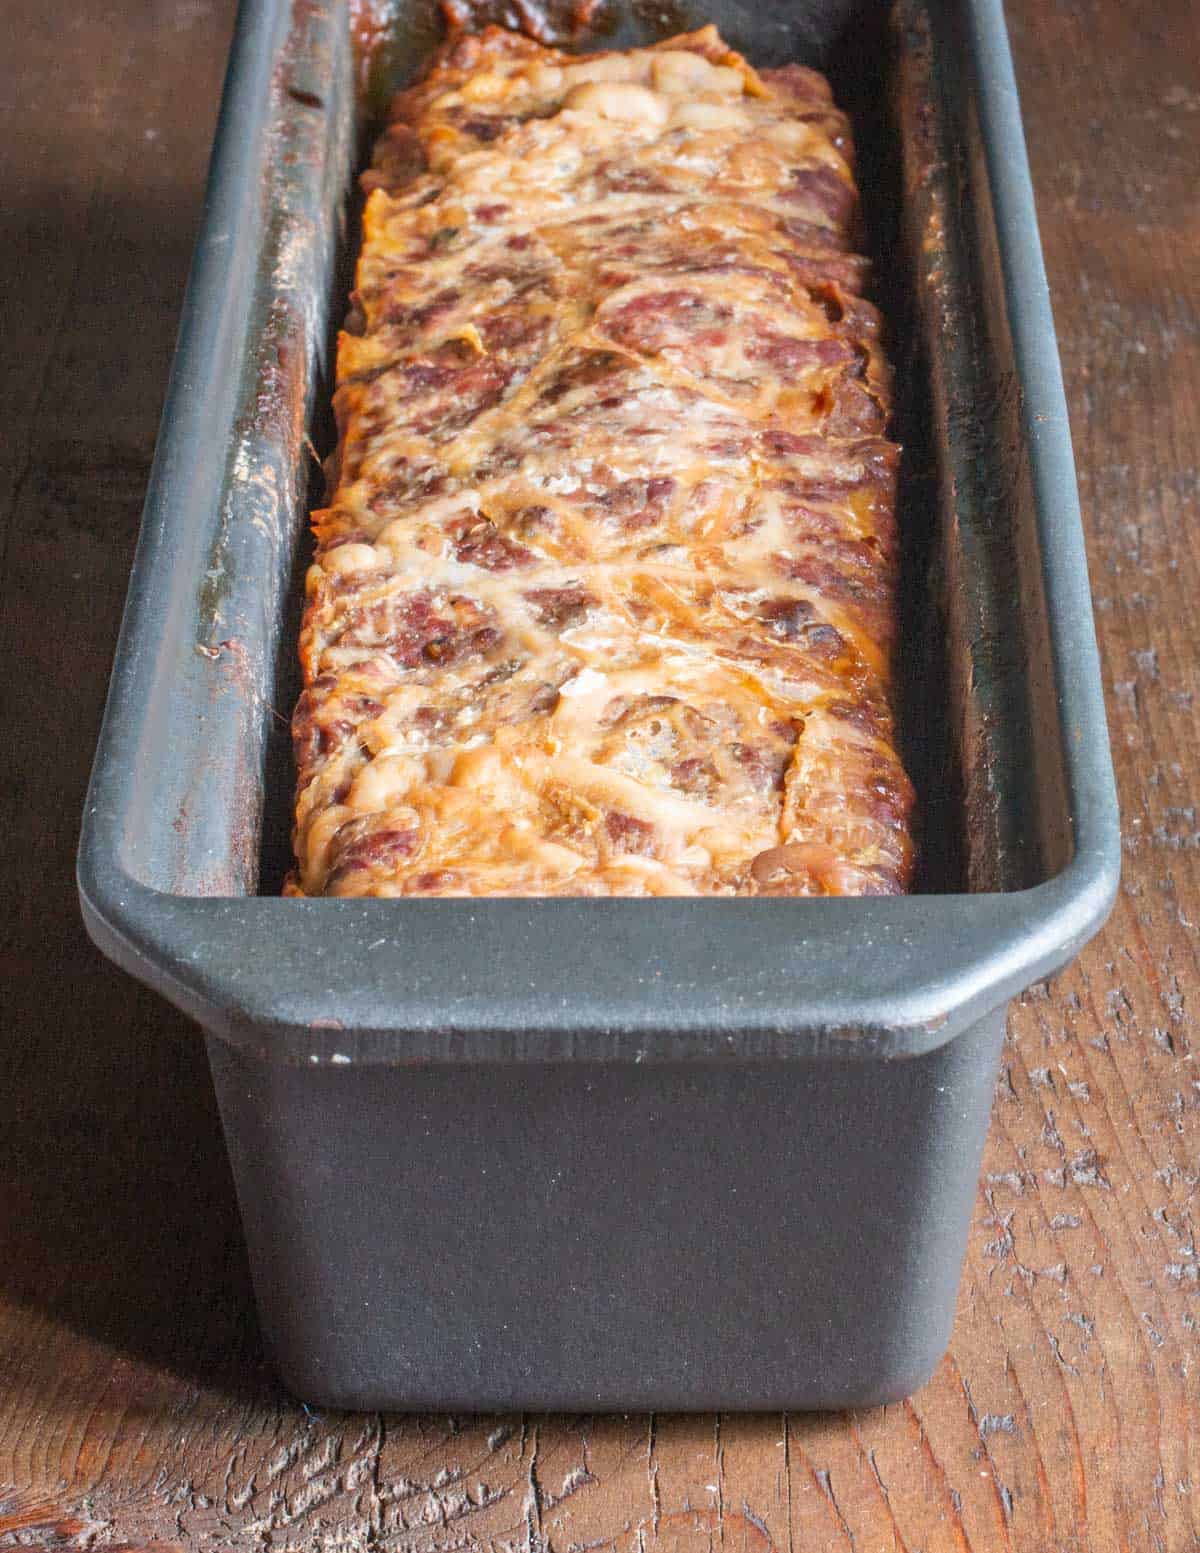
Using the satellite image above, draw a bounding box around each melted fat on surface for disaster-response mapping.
[289,23,916,898]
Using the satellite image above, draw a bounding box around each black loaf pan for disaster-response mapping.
[78,0,1120,1410]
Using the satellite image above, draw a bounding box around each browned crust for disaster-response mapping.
[290,25,915,898]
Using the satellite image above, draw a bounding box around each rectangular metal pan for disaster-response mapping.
[78,0,1120,1409]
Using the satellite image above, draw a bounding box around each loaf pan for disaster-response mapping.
[78,0,1120,1410]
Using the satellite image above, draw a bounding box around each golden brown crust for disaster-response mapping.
[289,24,915,897]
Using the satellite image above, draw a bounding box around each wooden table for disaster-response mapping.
[2,0,1197,1547]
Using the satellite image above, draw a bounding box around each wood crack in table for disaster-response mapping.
[0,0,1197,1548]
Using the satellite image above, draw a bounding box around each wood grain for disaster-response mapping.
[0,0,1197,1548]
